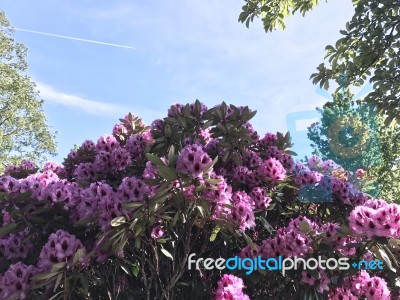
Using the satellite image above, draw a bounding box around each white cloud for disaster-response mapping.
[37,82,127,116]
[36,82,165,123]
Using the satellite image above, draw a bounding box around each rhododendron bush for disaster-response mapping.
[1,101,400,299]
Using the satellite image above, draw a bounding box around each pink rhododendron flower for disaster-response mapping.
[176,144,213,178]
[150,225,165,240]
[215,274,250,300]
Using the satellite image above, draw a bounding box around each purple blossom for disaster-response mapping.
[232,166,251,185]
[176,144,213,179]
[167,103,185,117]
[349,202,400,239]
[229,191,256,231]
[349,270,391,299]
[118,176,150,202]
[0,176,19,193]
[307,155,322,170]
[151,119,164,131]
[258,132,277,148]
[73,163,97,182]
[43,161,66,177]
[250,187,272,210]
[0,262,35,300]
[81,139,96,151]
[38,230,86,271]
[215,274,250,300]
[143,161,158,179]
[257,157,286,182]
[301,269,330,293]
[150,225,165,240]
[96,134,120,152]
[94,150,112,171]
[112,123,127,137]
[0,230,33,261]
[110,147,132,171]
[125,134,147,159]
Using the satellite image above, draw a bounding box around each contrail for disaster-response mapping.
[14,28,135,49]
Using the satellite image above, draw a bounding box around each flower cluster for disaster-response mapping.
[176,144,212,178]
[257,157,286,183]
[349,199,400,239]
[329,270,391,300]
[301,269,330,294]
[0,230,33,261]
[0,262,36,300]
[319,222,359,256]
[4,160,37,177]
[118,176,150,202]
[258,217,315,258]
[293,157,371,206]
[215,274,250,300]
[230,191,256,231]
[37,230,87,271]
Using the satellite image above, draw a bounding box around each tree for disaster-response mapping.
[307,89,400,202]
[0,11,57,172]
[239,0,400,124]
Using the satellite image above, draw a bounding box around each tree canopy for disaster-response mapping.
[0,11,57,172]
[239,0,400,124]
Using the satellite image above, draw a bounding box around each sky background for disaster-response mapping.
[2,0,356,162]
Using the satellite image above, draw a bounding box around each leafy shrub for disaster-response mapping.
[0,101,399,299]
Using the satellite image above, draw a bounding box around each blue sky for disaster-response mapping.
[2,0,355,162]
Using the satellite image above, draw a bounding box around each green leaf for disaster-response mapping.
[204,178,221,184]
[388,239,400,250]
[259,216,274,234]
[135,237,141,249]
[284,150,297,156]
[210,226,220,242]
[196,205,205,217]
[111,216,126,227]
[31,271,60,281]
[157,165,178,181]
[195,185,207,192]
[161,248,174,260]
[167,145,176,167]
[203,156,218,174]
[132,262,140,277]
[222,203,236,210]
[242,232,257,251]
[72,248,85,265]
[120,264,131,275]
[53,273,63,292]
[336,224,351,236]
[73,215,95,227]
[122,202,144,209]
[247,110,257,121]
[145,153,165,166]
[52,262,66,271]
[0,222,20,237]
[299,221,311,233]
[376,247,397,273]
[266,202,276,210]
[171,211,180,226]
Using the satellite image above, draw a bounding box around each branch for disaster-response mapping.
[160,222,200,299]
